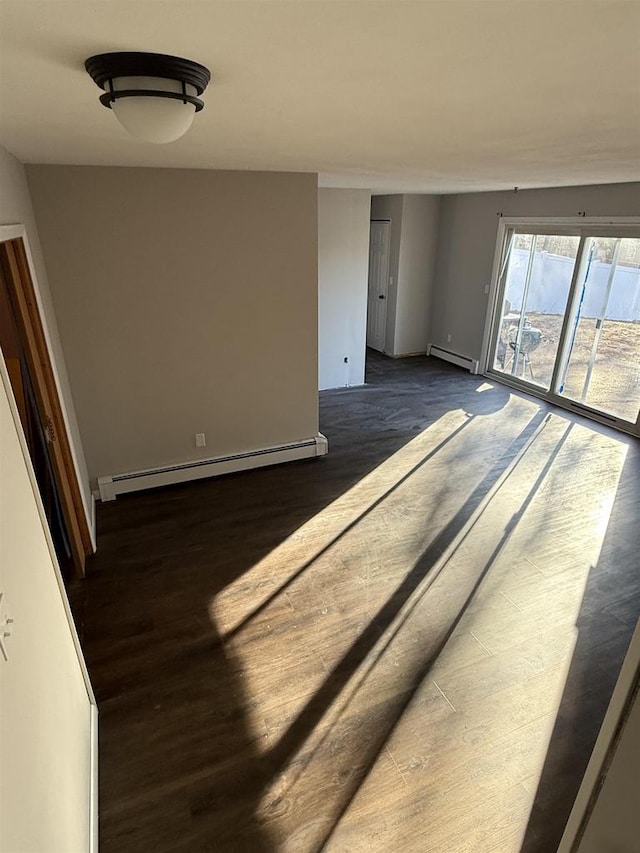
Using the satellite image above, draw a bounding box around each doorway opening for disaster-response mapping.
[484,219,640,435]
[0,235,92,577]
[366,219,391,354]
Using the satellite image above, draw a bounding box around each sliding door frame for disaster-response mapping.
[480,217,640,437]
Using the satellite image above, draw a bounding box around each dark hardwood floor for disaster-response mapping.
[69,351,640,852]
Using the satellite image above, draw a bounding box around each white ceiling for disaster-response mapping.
[1,0,639,194]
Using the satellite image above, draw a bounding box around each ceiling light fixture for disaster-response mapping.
[85,52,211,144]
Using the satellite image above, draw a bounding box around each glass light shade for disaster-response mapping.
[109,76,197,143]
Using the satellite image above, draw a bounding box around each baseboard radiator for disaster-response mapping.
[97,434,329,501]
[427,344,479,374]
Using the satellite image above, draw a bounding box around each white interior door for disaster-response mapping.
[0,358,97,852]
[367,220,391,352]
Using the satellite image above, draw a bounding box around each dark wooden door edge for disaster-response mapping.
[0,238,91,576]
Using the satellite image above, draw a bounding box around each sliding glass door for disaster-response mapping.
[486,222,640,434]
[491,232,580,391]
[557,237,640,423]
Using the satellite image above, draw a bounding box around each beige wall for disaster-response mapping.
[27,166,319,484]
[0,366,94,852]
[431,182,640,361]
[0,146,93,538]
[318,188,371,389]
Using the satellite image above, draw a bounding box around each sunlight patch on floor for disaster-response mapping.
[324,420,627,852]
[205,397,629,851]
[209,407,470,636]
[225,408,545,740]
[245,412,558,818]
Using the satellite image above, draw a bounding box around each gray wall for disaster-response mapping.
[318,188,371,389]
[431,182,640,361]
[0,146,93,536]
[27,165,319,484]
[395,194,440,355]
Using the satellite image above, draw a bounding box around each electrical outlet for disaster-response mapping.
[195,433,206,448]
[484,284,490,294]
[344,356,349,363]
[447,333,452,343]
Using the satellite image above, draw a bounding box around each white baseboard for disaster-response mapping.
[427,343,479,374]
[97,434,329,501]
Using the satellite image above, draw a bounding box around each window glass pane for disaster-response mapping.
[560,237,640,423]
[492,233,580,391]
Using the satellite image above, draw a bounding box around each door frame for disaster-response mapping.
[0,224,94,575]
[480,216,640,437]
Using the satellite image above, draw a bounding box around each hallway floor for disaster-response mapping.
[70,352,640,852]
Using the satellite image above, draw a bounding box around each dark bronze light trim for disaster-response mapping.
[85,52,211,111]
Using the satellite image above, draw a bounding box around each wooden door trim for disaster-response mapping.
[0,233,92,576]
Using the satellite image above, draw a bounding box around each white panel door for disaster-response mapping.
[367,220,391,352]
